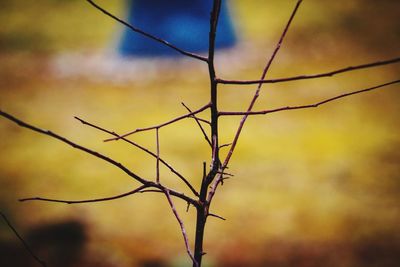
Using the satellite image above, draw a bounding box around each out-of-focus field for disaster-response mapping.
[0,1,399,266]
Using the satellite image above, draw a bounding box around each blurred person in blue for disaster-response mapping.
[118,0,237,57]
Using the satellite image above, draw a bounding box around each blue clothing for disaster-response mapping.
[119,0,236,57]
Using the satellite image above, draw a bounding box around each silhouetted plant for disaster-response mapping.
[1,1,399,266]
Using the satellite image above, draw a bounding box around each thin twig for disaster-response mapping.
[208,213,226,221]
[86,0,208,62]
[19,185,148,204]
[0,212,47,267]
[139,189,164,193]
[105,103,212,141]
[182,102,212,147]
[217,56,400,85]
[156,128,160,184]
[191,118,211,125]
[218,79,400,116]
[217,171,234,177]
[0,110,149,185]
[186,202,191,212]
[163,189,197,267]
[183,109,211,125]
[219,143,232,149]
[74,116,199,197]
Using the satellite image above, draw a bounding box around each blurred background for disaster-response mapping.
[0,0,399,266]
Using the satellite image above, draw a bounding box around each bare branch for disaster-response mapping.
[85,0,208,62]
[208,0,304,204]
[19,183,199,208]
[191,3,224,264]
[139,189,163,193]
[105,103,212,141]
[189,117,211,125]
[221,0,303,170]
[207,0,222,177]
[4,2,397,267]
[156,128,161,184]
[208,0,222,64]
[0,212,47,267]
[19,185,148,204]
[182,102,212,147]
[75,116,199,197]
[186,202,191,212]
[0,113,197,212]
[0,110,149,185]
[217,171,234,177]
[140,185,199,208]
[217,56,400,85]
[219,143,232,149]
[218,79,400,116]
[163,189,197,267]
[203,162,207,183]
[180,105,211,125]
[158,187,199,207]
[208,213,226,221]
[138,188,197,205]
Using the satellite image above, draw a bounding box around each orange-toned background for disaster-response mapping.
[1,1,399,266]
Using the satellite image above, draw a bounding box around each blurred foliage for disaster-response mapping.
[0,1,399,266]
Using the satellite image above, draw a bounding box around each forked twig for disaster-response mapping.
[0,212,47,267]
[86,0,207,62]
[182,102,212,147]
[105,103,212,141]
[0,111,198,206]
[74,116,199,197]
